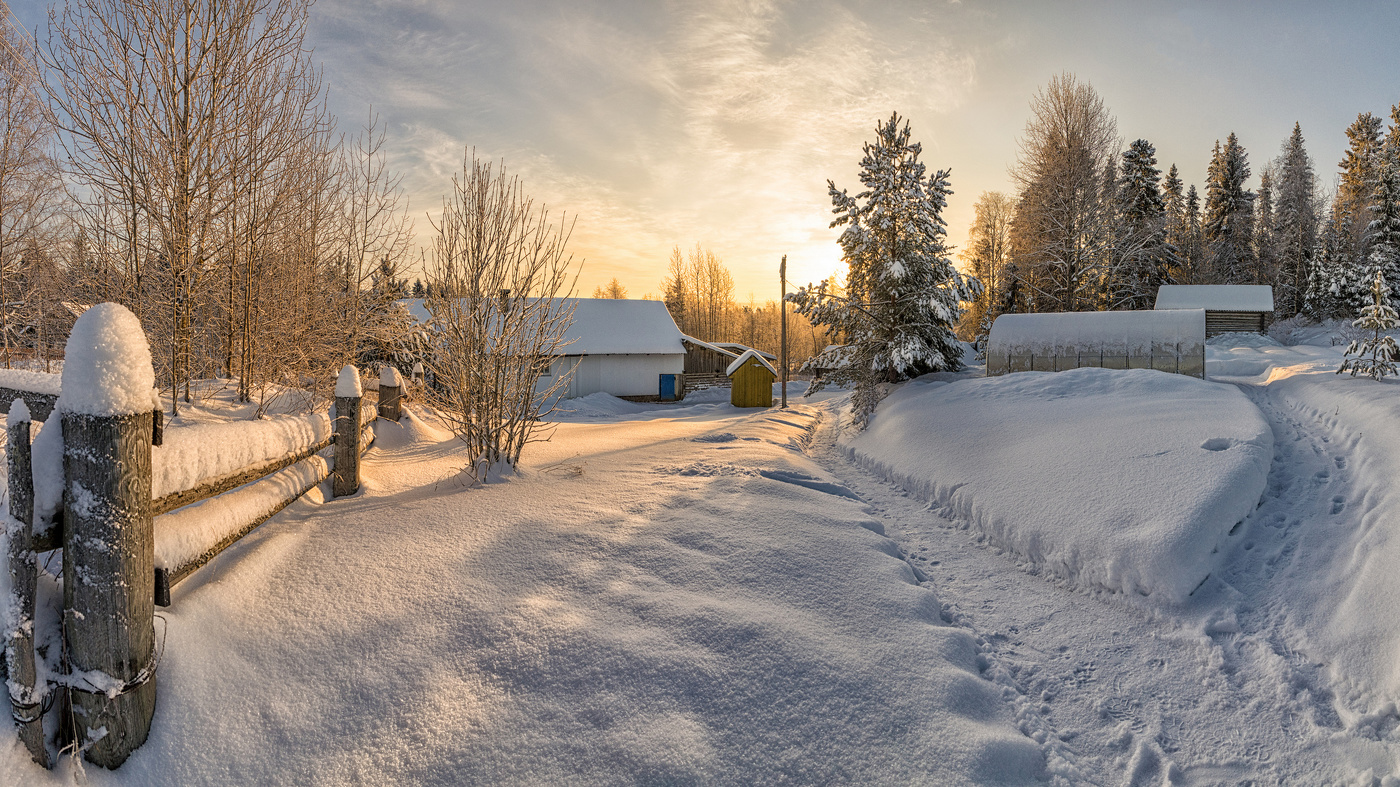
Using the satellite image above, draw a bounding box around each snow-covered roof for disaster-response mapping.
[988,309,1205,356]
[401,298,685,356]
[1154,285,1274,312]
[726,349,778,377]
[680,334,739,357]
[713,342,777,360]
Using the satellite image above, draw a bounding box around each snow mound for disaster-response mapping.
[0,368,61,396]
[843,367,1273,601]
[556,392,649,418]
[56,302,156,417]
[379,366,403,388]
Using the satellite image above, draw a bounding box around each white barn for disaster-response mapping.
[405,298,685,399]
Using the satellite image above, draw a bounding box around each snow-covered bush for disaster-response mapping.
[423,153,578,480]
[1338,270,1400,380]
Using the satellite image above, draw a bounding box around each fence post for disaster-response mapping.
[332,365,362,498]
[378,366,403,422]
[58,303,157,769]
[6,400,49,768]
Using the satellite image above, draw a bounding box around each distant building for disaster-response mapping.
[1154,285,1274,337]
[405,297,685,400]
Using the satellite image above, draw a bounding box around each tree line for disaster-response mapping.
[961,72,1400,338]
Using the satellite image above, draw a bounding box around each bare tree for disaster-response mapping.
[340,110,413,368]
[0,6,59,366]
[591,277,627,298]
[424,153,578,481]
[1009,72,1119,312]
[958,191,1014,339]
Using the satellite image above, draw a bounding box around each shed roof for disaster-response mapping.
[680,334,739,357]
[1154,285,1274,312]
[713,342,777,360]
[402,298,685,356]
[726,349,778,377]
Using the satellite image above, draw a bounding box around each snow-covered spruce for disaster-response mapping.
[788,112,979,429]
[1338,270,1400,379]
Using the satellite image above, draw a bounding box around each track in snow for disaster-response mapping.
[805,393,1398,784]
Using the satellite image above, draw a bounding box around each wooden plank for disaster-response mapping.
[154,452,332,607]
[151,434,334,516]
[6,415,49,768]
[62,411,156,769]
[0,389,56,422]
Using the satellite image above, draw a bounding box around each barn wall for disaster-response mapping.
[542,354,684,399]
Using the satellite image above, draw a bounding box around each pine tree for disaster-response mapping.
[1255,167,1279,286]
[1109,139,1176,308]
[789,112,979,428]
[1203,133,1256,284]
[1338,270,1400,379]
[1274,123,1318,316]
[1183,184,1204,282]
[1337,112,1385,254]
[1306,206,1350,320]
[412,278,425,298]
[1364,159,1400,307]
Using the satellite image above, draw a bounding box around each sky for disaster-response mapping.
[9,0,1400,301]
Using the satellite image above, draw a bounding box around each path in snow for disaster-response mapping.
[807,395,1400,784]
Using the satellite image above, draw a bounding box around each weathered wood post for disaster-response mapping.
[332,365,362,498]
[58,303,157,769]
[378,366,403,422]
[411,361,424,385]
[6,399,49,768]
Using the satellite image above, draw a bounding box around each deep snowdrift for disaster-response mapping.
[843,367,1273,601]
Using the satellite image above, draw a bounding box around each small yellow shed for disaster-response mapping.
[727,349,776,407]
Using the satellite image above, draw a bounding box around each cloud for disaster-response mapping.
[311,0,978,296]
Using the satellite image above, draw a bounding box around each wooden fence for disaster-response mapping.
[2,308,409,770]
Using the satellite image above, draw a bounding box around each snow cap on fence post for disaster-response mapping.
[57,302,156,417]
[336,364,363,398]
[7,396,30,425]
[379,365,403,388]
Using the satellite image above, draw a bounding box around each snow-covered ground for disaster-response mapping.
[3,337,1400,783]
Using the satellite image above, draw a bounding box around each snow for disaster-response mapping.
[1154,284,1275,312]
[6,398,30,425]
[0,369,60,397]
[988,308,1206,359]
[7,327,1400,781]
[335,365,362,398]
[725,348,777,377]
[842,367,1272,601]
[379,366,403,388]
[30,417,62,527]
[54,303,156,417]
[154,454,331,571]
[404,298,686,356]
[152,412,332,499]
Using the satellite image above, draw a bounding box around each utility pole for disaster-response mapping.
[780,255,788,409]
